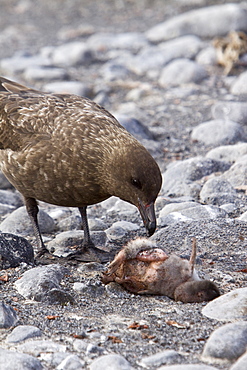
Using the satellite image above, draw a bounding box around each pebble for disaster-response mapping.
[89,354,132,370]
[0,301,18,328]
[43,80,92,96]
[146,4,247,42]
[201,321,247,365]
[211,101,247,125]
[157,365,219,370]
[0,347,42,370]
[0,233,34,268]
[202,288,247,322]
[6,325,42,343]
[0,206,55,237]
[56,354,85,369]
[230,352,247,370]
[159,59,208,87]
[139,349,183,368]
[14,264,74,304]
[50,41,94,66]
[221,157,247,187]
[23,66,68,81]
[231,71,247,95]
[191,120,244,146]
[200,177,239,205]
[16,339,67,356]
[206,143,247,163]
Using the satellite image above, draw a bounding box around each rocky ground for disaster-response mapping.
[0,0,247,369]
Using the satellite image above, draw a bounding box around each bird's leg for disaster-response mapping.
[78,206,95,248]
[24,197,49,257]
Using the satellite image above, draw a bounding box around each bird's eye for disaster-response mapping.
[131,178,142,190]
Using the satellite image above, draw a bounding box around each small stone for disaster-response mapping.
[87,32,147,52]
[0,347,42,370]
[51,42,94,66]
[202,288,247,322]
[221,157,247,187]
[0,206,55,237]
[14,264,74,305]
[212,101,247,125]
[0,302,18,328]
[105,225,127,241]
[57,354,85,369]
[159,59,208,87]
[111,220,140,232]
[200,177,239,206]
[89,354,132,370]
[230,351,247,370]
[43,81,92,97]
[139,349,182,367]
[6,325,42,343]
[191,120,244,146]
[206,143,247,163]
[231,71,247,95]
[0,233,34,268]
[202,321,247,364]
[16,339,67,356]
[24,66,68,81]
[158,365,219,370]
[196,47,218,66]
[88,218,107,231]
[146,4,247,42]
[116,115,153,140]
[73,281,105,296]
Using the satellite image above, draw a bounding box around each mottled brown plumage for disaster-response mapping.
[102,238,220,303]
[0,77,162,260]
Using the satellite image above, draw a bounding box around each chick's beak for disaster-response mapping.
[138,199,156,236]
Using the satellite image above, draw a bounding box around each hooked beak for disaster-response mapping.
[138,199,156,236]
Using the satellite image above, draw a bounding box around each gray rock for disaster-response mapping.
[231,71,247,95]
[100,61,131,81]
[159,202,201,218]
[0,233,34,268]
[73,339,104,355]
[24,66,68,81]
[17,339,67,356]
[0,347,42,370]
[105,224,127,241]
[6,325,42,343]
[212,101,247,125]
[202,288,247,322]
[0,206,55,237]
[89,354,132,370]
[40,352,69,367]
[116,115,153,140]
[230,351,247,370]
[73,281,105,296]
[0,190,22,207]
[159,59,208,87]
[206,143,247,163]
[43,81,92,97]
[103,198,137,217]
[88,218,107,231]
[87,32,147,53]
[221,157,247,187]
[237,210,247,221]
[191,120,244,146]
[158,365,218,370]
[161,157,229,198]
[202,321,247,364]
[0,52,50,74]
[51,42,94,66]
[47,230,106,257]
[128,35,204,75]
[14,264,74,305]
[105,282,131,298]
[139,350,182,367]
[146,4,247,43]
[57,354,85,369]
[200,177,239,206]
[111,220,140,232]
[0,302,18,328]
[159,204,227,227]
[196,47,218,66]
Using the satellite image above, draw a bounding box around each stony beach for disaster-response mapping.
[0,0,247,369]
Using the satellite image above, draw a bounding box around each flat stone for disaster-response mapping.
[6,325,42,343]
[159,59,208,87]
[230,351,247,370]
[191,120,244,146]
[200,177,239,206]
[89,354,132,370]
[0,302,18,328]
[146,4,247,42]
[57,354,85,369]
[139,349,183,367]
[16,339,67,356]
[202,321,247,364]
[212,101,247,125]
[51,41,94,66]
[206,143,247,163]
[0,206,55,237]
[87,32,148,52]
[43,81,92,97]
[0,347,42,370]
[0,233,34,268]
[202,288,247,322]
[14,264,74,305]
[231,71,247,95]
[24,66,68,81]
